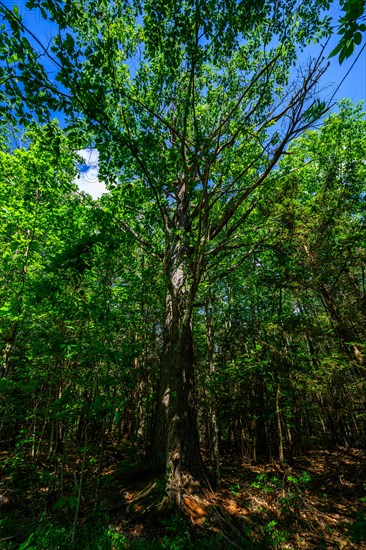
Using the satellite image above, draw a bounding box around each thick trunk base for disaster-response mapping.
[152,311,208,508]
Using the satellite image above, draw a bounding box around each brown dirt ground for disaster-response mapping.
[1,446,365,548]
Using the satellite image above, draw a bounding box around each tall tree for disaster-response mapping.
[0,0,333,505]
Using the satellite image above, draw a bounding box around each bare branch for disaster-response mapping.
[207,58,329,242]
[208,49,283,143]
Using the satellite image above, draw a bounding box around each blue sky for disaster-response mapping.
[303,31,366,107]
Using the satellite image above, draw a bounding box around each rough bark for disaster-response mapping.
[152,181,207,507]
[152,292,206,506]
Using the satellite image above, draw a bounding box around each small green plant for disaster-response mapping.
[279,491,302,514]
[229,483,241,496]
[18,533,36,550]
[346,512,366,543]
[262,520,290,548]
[160,512,191,550]
[286,470,311,487]
[251,473,281,493]
[279,470,311,515]
[102,527,128,549]
[16,522,71,550]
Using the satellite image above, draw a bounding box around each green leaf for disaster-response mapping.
[18,533,35,550]
[329,41,343,58]
[339,46,348,64]
[354,31,363,45]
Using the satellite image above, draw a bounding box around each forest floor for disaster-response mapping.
[0,446,365,549]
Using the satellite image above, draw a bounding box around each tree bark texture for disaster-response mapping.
[152,183,206,506]
[152,291,206,506]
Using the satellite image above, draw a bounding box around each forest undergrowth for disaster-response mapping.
[1,445,365,549]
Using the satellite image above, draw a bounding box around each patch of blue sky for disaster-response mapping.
[76,148,106,199]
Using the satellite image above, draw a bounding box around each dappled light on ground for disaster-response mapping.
[1,446,365,548]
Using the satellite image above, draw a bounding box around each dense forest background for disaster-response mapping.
[0,0,366,548]
[1,102,366,549]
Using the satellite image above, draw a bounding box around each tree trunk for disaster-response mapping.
[152,287,206,506]
[205,298,220,484]
[276,383,284,465]
[151,176,207,505]
[1,323,18,379]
